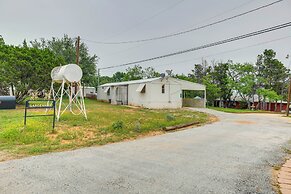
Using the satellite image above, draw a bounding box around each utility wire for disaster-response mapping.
[99,21,291,70]
[83,0,283,45]
[88,0,256,58]
[100,36,291,74]
[153,35,291,68]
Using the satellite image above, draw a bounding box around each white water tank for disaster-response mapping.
[51,64,83,83]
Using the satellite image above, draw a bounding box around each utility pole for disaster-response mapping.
[97,68,100,86]
[286,54,291,116]
[76,36,80,65]
[75,36,80,95]
[286,77,291,116]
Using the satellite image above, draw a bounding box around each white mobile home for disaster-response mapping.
[97,77,206,109]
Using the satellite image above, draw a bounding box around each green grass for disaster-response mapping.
[0,99,209,159]
[208,106,270,113]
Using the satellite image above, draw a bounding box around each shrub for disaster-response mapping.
[166,114,175,121]
[112,120,124,130]
[134,120,142,132]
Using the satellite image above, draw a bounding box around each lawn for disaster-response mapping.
[208,106,271,113]
[0,99,209,160]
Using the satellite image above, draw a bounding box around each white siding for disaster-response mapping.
[127,83,152,107]
[97,86,110,102]
[97,77,206,109]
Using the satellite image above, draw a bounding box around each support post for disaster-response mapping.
[204,89,207,108]
[75,36,80,94]
[53,100,56,129]
[57,80,65,121]
[97,68,100,86]
[79,82,87,120]
[76,36,80,65]
[286,77,291,116]
[24,101,28,126]
[69,82,73,112]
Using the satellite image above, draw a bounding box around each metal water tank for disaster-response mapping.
[0,96,16,109]
[51,64,83,83]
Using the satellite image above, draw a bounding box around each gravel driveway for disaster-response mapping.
[1,108,291,194]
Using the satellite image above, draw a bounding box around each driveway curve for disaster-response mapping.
[1,109,291,194]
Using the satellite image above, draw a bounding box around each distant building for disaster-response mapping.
[97,77,206,109]
[214,90,288,112]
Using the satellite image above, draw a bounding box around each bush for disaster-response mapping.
[112,120,124,130]
[166,114,175,121]
[134,120,142,132]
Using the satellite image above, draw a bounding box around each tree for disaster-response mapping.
[124,65,144,81]
[112,71,126,82]
[174,74,192,82]
[258,88,281,111]
[99,76,114,85]
[0,38,64,102]
[0,35,5,46]
[228,63,256,108]
[143,67,160,78]
[212,62,232,106]
[256,49,289,95]
[202,75,221,106]
[255,49,289,110]
[30,35,99,87]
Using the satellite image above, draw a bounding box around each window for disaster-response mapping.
[162,84,165,93]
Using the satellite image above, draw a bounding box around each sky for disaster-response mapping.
[1,0,291,76]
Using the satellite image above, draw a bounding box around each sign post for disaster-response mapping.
[24,100,56,129]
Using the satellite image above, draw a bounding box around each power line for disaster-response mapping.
[153,36,291,68]
[101,36,291,72]
[99,21,291,70]
[86,0,256,58]
[83,0,283,45]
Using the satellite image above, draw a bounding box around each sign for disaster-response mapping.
[24,100,56,129]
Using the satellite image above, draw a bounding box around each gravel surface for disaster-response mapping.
[1,108,291,194]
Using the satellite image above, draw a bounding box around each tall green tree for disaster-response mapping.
[112,71,126,82]
[143,67,160,78]
[212,62,232,104]
[256,49,289,95]
[202,75,221,106]
[123,65,144,81]
[228,62,257,108]
[0,40,64,102]
[30,35,99,86]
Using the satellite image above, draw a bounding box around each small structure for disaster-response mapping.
[83,87,96,97]
[213,91,288,112]
[79,86,97,99]
[97,77,206,109]
[49,64,87,121]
